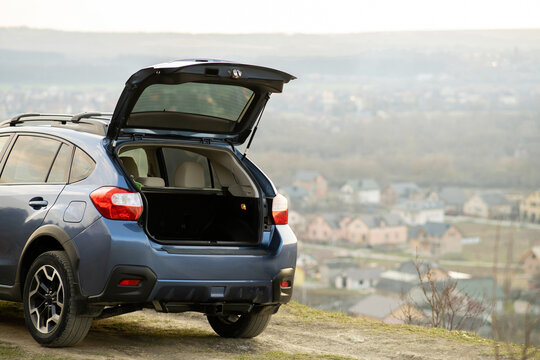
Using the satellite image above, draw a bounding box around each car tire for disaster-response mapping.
[23,251,93,347]
[207,311,272,338]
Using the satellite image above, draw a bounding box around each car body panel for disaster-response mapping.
[0,184,65,285]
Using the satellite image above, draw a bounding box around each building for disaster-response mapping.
[334,267,384,290]
[340,179,381,204]
[375,270,419,295]
[305,214,348,243]
[348,294,425,324]
[438,187,469,215]
[319,257,358,286]
[391,200,445,225]
[381,182,421,206]
[520,190,540,223]
[456,277,504,313]
[520,247,540,276]
[409,222,463,257]
[346,214,407,247]
[292,170,328,198]
[463,192,512,219]
[342,214,407,246]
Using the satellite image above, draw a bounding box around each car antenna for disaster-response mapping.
[242,94,270,160]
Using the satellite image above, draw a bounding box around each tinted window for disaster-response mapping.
[119,148,149,177]
[162,148,211,187]
[47,144,73,183]
[69,148,95,183]
[0,136,61,183]
[131,83,254,122]
[0,136,10,158]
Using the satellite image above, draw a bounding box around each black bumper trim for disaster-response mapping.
[272,268,295,303]
[88,265,157,304]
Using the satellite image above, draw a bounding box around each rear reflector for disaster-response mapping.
[272,193,288,225]
[280,280,291,288]
[119,279,141,286]
[90,187,143,221]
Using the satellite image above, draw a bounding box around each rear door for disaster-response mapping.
[107,60,295,145]
[0,134,72,285]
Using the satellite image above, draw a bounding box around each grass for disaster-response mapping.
[232,351,359,360]
[1,300,537,359]
[92,315,215,339]
[0,342,74,360]
[281,301,355,324]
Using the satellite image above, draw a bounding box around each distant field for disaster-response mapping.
[451,222,540,265]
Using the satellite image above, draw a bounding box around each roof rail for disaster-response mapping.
[8,113,73,126]
[71,112,112,122]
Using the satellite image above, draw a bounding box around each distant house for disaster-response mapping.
[463,192,512,219]
[279,185,309,208]
[456,277,504,312]
[520,247,540,276]
[340,179,381,204]
[305,214,348,243]
[334,267,384,290]
[348,294,425,324]
[381,182,421,206]
[319,257,358,286]
[409,222,463,257]
[342,214,407,247]
[438,187,469,215]
[292,170,328,198]
[375,270,419,295]
[520,190,540,223]
[391,200,444,225]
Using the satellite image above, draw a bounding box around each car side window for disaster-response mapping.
[0,135,62,184]
[0,135,10,159]
[47,144,73,183]
[120,148,149,177]
[69,148,95,183]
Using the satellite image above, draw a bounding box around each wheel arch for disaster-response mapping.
[17,225,81,300]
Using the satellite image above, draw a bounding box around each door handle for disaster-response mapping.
[28,198,48,209]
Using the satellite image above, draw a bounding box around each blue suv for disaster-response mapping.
[0,60,297,346]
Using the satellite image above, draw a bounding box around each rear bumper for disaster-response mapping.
[74,219,297,305]
[90,267,294,305]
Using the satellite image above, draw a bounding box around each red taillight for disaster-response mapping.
[280,280,291,288]
[90,187,143,221]
[272,193,288,225]
[119,279,140,286]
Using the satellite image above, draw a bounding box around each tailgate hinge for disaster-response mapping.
[131,133,145,141]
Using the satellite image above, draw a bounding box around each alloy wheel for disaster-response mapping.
[28,265,64,334]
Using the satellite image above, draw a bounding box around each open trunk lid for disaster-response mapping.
[107,59,295,144]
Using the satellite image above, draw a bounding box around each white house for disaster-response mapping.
[334,267,384,290]
[340,179,381,204]
[391,200,444,225]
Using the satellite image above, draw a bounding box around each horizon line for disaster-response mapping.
[2,25,540,36]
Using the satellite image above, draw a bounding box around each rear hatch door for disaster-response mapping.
[107,59,295,144]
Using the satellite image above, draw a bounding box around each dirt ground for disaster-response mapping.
[0,301,533,360]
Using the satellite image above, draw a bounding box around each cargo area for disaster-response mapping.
[117,143,262,245]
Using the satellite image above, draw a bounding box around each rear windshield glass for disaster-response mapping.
[131,83,254,122]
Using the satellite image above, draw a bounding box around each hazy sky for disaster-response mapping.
[1,0,539,33]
